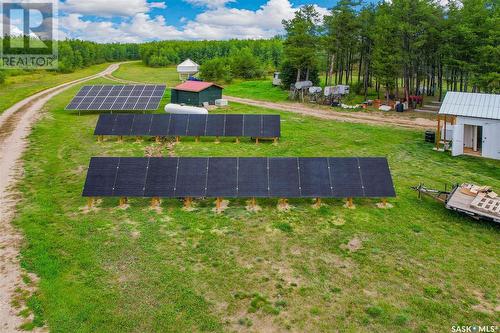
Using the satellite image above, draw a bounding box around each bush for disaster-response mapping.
[199,57,233,83]
[230,48,264,79]
[0,70,5,84]
[280,59,319,89]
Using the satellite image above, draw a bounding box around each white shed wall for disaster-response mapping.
[453,117,500,160]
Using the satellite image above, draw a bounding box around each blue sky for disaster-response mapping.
[54,0,348,42]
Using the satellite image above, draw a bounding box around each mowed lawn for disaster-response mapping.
[13,78,500,332]
[0,63,111,114]
[112,61,181,87]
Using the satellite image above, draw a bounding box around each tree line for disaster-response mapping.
[282,0,499,100]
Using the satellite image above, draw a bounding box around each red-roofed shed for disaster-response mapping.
[171,81,224,106]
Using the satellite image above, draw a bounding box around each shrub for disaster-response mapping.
[199,57,233,83]
[280,59,319,89]
[230,48,264,79]
[0,70,5,84]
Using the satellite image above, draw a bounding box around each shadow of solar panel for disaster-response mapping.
[149,114,171,136]
[206,158,238,197]
[112,114,135,135]
[82,157,119,197]
[169,114,189,136]
[206,114,225,136]
[269,158,301,198]
[89,97,106,110]
[330,158,364,198]
[175,158,208,197]
[299,158,332,197]
[262,115,281,138]
[359,158,396,197]
[238,158,269,197]
[130,114,152,135]
[144,158,178,197]
[186,115,207,136]
[76,86,91,97]
[94,114,116,135]
[113,158,149,197]
[225,115,243,137]
[243,115,261,137]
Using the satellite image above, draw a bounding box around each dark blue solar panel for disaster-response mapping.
[243,115,262,137]
[88,86,103,95]
[359,158,396,197]
[119,86,134,97]
[76,86,91,97]
[206,158,238,197]
[169,114,189,136]
[299,158,332,197]
[330,158,364,198]
[238,158,269,198]
[144,158,178,197]
[186,115,207,136]
[113,158,149,197]
[97,86,112,97]
[131,86,144,96]
[269,158,301,198]
[111,97,128,109]
[225,115,243,137]
[82,157,119,197]
[112,114,134,135]
[130,114,152,136]
[206,115,225,136]
[262,115,281,138]
[149,114,171,136]
[175,158,208,197]
[94,114,116,135]
[88,97,106,110]
[110,86,123,96]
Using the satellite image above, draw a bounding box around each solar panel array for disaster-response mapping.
[94,114,281,138]
[66,85,166,111]
[83,157,396,199]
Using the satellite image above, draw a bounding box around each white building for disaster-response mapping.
[177,59,200,81]
[438,92,500,160]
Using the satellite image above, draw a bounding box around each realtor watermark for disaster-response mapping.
[452,325,498,333]
[1,0,58,69]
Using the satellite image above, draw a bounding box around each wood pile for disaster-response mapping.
[460,184,500,217]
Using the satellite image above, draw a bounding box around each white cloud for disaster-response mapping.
[59,0,328,42]
[184,0,235,9]
[60,0,166,17]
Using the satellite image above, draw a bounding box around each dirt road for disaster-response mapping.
[224,96,436,130]
[0,63,122,332]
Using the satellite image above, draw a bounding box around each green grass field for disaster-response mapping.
[112,61,181,87]
[12,77,500,332]
[0,63,111,114]
[224,79,289,102]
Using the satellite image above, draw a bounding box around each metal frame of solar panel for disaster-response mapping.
[66,85,166,112]
[83,157,395,200]
[93,114,281,139]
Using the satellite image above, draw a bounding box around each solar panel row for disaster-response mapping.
[94,114,281,138]
[83,157,396,199]
[66,85,166,111]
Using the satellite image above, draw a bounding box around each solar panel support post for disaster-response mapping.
[235,137,240,144]
[184,197,193,209]
[151,197,161,208]
[273,137,279,144]
[118,136,123,143]
[379,198,388,208]
[215,136,220,144]
[119,197,128,207]
[97,135,103,143]
[278,199,289,210]
[215,197,223,213]
[256,138,260,145]
[176,136,181,143]
[195,136,200,143]
[135,136,143,143]
[313,198,322,209]
[249,198,257,209]
[155,136,161,144]
[346,198,354,209]
[87,197,94,209]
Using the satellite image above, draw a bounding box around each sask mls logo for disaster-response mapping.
[1,0,58,69]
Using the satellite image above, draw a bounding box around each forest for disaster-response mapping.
[0,0,498,97]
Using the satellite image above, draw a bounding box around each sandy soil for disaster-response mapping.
[0,63,123,332]
[224,96,437,130]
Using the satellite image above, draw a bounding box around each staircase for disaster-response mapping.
[415,100,442,114]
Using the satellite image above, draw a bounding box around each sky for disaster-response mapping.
[50,0,338,42]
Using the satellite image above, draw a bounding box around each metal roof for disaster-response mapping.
[173,81,223,93]
[439,92,500,120]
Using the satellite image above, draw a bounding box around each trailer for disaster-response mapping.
[413,184,500,223]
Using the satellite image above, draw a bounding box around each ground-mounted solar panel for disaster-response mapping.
[130,114,153,136]
[238,158,269,198]
[169,114,189,136]
[149,114,171,136]
[94,114,117,136]
[82,157,119,197]
[113,158,149,197]
[66,85,166,111]
[144,158,178,197]
[359,158,396,198]
[225,115,244,137]
[243,115,262,137]
[299,158,332,197]
[186,115,207,136]
[262,115,281,138]
[112,114,135,136]
[175,158,208,197]
[206,158,238,197]
[330,158,364,198]
[206,114,226,137]
[269,158,301,198]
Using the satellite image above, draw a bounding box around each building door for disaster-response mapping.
[477,126,483,151]
[452,124,464,156]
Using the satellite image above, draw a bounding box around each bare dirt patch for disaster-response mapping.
[341,238,363,253]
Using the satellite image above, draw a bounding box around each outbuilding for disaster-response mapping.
[437,92,500,160]
[171,81,224,106]
[177,59,199,81]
